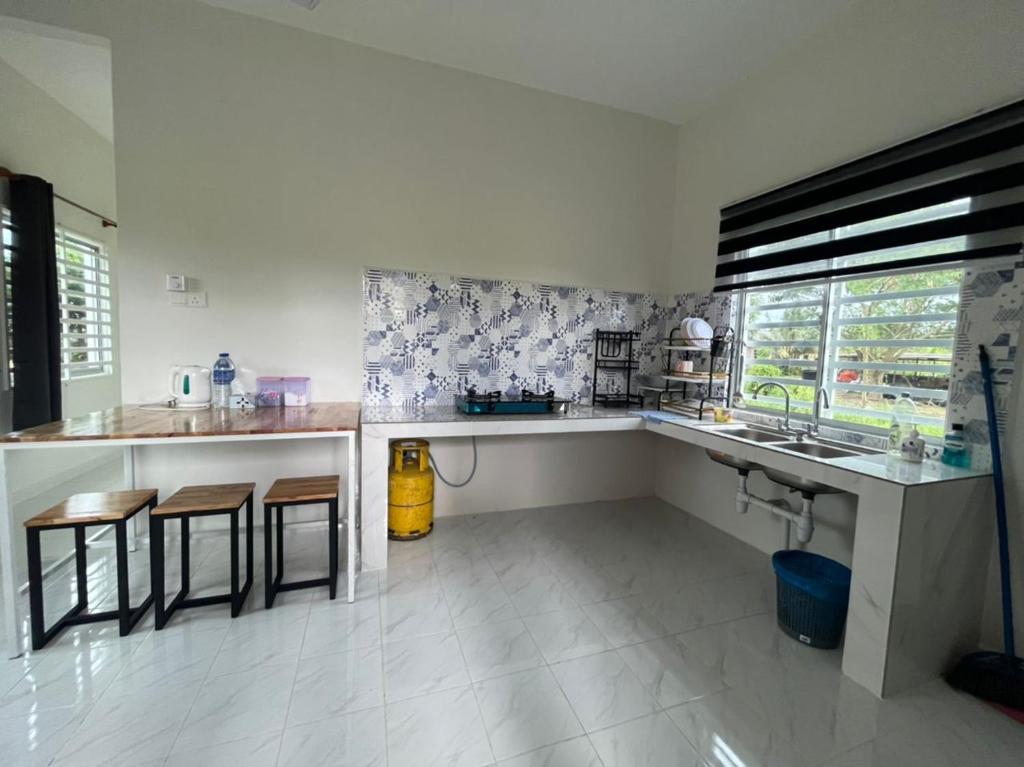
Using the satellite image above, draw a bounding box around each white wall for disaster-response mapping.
[0,0,678,405]
[667,0,1024,651]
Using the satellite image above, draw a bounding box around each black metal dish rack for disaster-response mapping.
[591,330,644,408]
[646,325,735,418]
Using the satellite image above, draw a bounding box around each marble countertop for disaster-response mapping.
[364,403,987,487]
[637,410,991,487]
[360,404,640,425]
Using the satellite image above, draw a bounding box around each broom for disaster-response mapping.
[946,345,1024,710]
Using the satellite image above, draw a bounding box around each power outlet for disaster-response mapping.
[186,291,207,308]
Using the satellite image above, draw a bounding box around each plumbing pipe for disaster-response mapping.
[734,475,815,545]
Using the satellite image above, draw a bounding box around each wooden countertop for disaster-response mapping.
[0,402,360,444]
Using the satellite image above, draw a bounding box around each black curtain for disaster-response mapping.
[10,175,61,429]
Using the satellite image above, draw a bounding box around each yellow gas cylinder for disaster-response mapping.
[388,439,435,540]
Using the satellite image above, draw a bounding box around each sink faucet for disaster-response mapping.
[810,387,831,435]
[751,381,792,432]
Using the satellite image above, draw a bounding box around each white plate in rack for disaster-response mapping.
[681,317,713,349]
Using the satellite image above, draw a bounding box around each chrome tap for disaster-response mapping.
[751,381,792,432]
[810,387,831,435]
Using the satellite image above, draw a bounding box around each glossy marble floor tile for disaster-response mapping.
[496,735,603,766]
[458,617,545,681]
[383,630,469,700]
[551,649,658,730]
[386,685,493,767]
[589,711,704,767]
[522,606,612,664]
[2,498,1020,766]
[278,708,386,767]
[288,646,384,726]
[475,666,584,760]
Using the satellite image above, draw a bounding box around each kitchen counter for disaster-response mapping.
[636,410,990,487]
[361,402,996,700]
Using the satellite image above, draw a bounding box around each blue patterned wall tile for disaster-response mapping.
[362,268,731,408]
[947,256,1023,470]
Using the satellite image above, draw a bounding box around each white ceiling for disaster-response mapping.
[0,19,114,142]
[202,0,860,124]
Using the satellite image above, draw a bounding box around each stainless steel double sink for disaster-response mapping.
[702,423,872,495]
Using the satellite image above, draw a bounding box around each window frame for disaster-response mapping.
[732,261,962,438]
[54,225,115,381]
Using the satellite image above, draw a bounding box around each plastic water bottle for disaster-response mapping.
[887,392,917,457]
[212,353,235,408]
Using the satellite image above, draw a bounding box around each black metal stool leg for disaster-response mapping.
[230,508,241,617]
[244,493,254,598]
[151,515,166,629]
[74,526,88,610]
[328,498,338,599]
[264,503,274,609]
[115,521,131,635]
[276,506,284,584]
[27,528,45,651]
[181,516,191,594]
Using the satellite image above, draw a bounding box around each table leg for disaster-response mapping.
[0,449,22,657]
[347,432,357,603]
[124,446,137,552]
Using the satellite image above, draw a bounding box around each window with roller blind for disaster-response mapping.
[723,100,1023,437]
[55,227,114,380]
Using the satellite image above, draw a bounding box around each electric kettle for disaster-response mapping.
[169,365,212,408]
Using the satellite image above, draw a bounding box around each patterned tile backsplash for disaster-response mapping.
[947,255,1023,470]
[362,268,731,407]
[361,261,1020,471]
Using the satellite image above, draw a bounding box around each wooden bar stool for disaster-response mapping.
[150,483,254,629]
[264,475,340,608]
[24,490,158,651]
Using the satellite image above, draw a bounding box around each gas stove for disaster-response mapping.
[455,388,571,415]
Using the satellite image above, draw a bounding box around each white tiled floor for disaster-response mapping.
[2,497,1022,766]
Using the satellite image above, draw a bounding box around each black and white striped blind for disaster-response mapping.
[714,100,1024,292]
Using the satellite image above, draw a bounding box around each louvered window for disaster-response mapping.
[55,227,113,379]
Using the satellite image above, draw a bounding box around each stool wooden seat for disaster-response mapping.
[263,475,340,608]
[150,483,255,629]
[26,490,159,528]
[24,489,158,650]
[264,475,341,504]
[152,483,257,516]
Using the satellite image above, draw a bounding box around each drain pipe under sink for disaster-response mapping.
[735,472,815,548]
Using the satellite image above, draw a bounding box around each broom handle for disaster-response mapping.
[979,344,1015,659]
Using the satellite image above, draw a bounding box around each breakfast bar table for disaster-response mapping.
[0,402,360,657]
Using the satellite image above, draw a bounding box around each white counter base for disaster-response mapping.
[360,407,993,699]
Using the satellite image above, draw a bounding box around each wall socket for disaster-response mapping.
[169,290,207,308]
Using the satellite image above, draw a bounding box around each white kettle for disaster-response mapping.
[169,365,212,408]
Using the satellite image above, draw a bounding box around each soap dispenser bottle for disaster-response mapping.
[900,428,926,463]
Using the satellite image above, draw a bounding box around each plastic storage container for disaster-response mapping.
[771,550,852,649]
[283,377,311,407]
[256,377,285,408]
